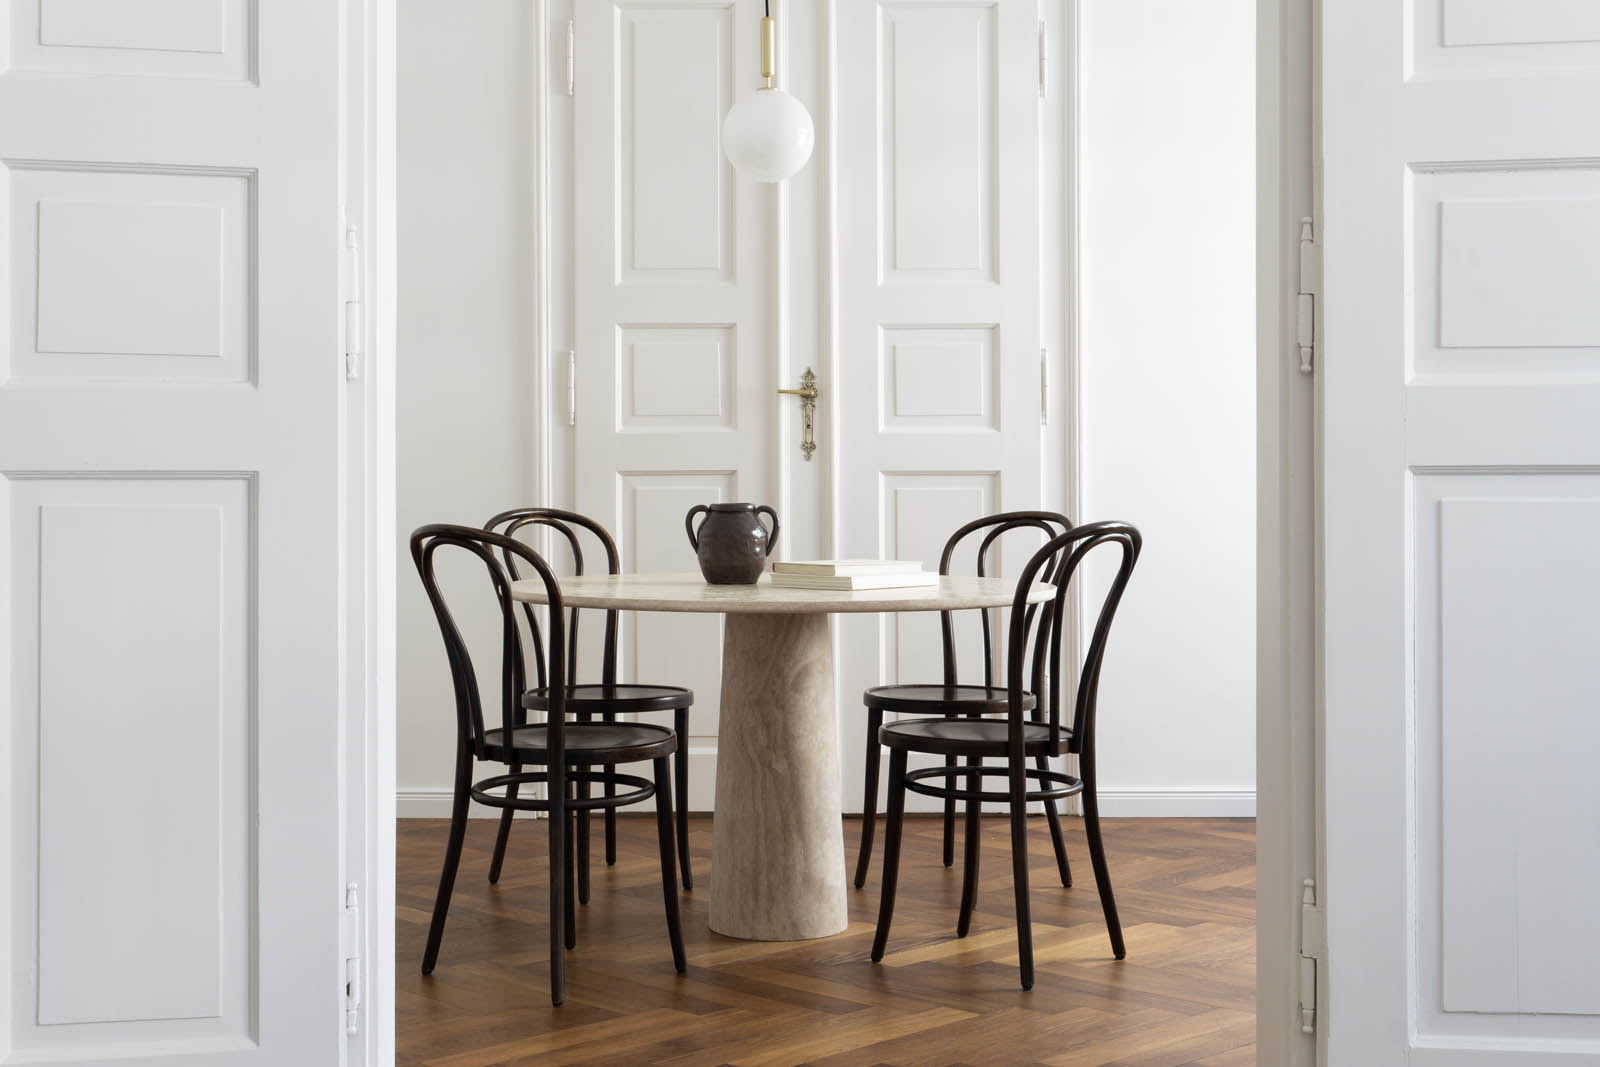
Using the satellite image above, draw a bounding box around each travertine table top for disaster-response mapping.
[509,571,1053,614]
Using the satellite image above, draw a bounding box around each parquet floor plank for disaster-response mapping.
[398,815,1254,1066]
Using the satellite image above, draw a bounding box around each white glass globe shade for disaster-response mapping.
[722,88,815,182]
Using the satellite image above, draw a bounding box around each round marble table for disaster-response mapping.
[509,571,1052,941]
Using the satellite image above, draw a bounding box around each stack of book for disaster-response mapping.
[769,559,939,590]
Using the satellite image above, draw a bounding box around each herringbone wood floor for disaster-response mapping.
[398,815,1255,1066]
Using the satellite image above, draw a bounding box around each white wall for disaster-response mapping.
[396,0,535,811]
[1079,0,1257,815]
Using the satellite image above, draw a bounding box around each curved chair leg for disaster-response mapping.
[603,712,618,867]
[1036,753,1073,887]
[957,755,982,937]
[421,743,473,975]
[653,756,687,973]
[563,809,577,951]
[674,707,693,890]
[853,705,883,888]
[547,761,567,1006]
[488,760,521,885]
[1008,751,1035,990]
[870,749,909,962]
[1081,751,1125,959]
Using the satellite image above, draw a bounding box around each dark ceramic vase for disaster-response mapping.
[685,503,780,584]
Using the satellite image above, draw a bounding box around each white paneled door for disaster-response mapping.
[572,0,1052,812]
[574,0,776,809]
[0,2,348,1063]
[834,0,1045,811]
[1322,0,1600,1062]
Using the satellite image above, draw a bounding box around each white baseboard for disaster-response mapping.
[394,789,689,818]
[1094,789,1256,818]
[891,789,1255,818]
[396,790,533,819]
[397,750,722,819]
[398,784,1256,819]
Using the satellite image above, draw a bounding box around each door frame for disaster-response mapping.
[1256,0,1320,1063]
[346,0,397,1061]
[363,0,1318,1061]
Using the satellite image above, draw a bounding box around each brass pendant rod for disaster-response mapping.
[760,15,775,89]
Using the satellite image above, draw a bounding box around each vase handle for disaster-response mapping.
[754,505,780,557]
[685,505,711,552]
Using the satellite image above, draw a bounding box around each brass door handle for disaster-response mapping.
[776,368,818,461]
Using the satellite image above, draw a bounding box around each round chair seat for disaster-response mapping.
[522,683,693,714]
[482,720,678,764]
[863,683,1037,716]
[878,716,1068,758]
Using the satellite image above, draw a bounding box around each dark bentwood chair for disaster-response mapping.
[411,524,685,1006]
[854,512,1077,891]
[484,508,695,898]
[869,521,1141,990]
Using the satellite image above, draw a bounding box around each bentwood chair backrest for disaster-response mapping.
[1005,521,1141,755]
[484,508,621,691]
[410,522,569,762]
[935,511,1074,697]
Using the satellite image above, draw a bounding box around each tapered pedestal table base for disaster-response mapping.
[709,613,848,940]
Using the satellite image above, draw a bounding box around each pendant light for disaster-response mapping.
[721,0,814,182]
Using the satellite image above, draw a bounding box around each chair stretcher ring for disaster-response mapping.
[902,763,1084,805]
[471,769,656,812]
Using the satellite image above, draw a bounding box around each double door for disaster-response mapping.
[573,0,1058,810]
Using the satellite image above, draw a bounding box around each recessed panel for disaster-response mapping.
[881,325,998,431]
[882,472,997,687]
[41,0,223,51]
[1438,496,1600,1015]
[8,165,253,383]
[12,0,254,80]
[1414,0,1600,74]
[880,2,997,280]
[1414,473,1600,1042]
[1443,0,1600,46]
[6,475,254,1048]
[619,326,735,430]
[620,472,732,737]
[618,4,734,282]
[37,200,224,357]
[1439,199,1600,348]
[1411,167,1600,379]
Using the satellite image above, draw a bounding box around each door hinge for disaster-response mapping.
[1299,878,1325,1035]
[342,883,362,1036]
[566,19,575,96]
[344,226,363,381]
[1296,217,1319,375]
[566,350,577,427]
[1038,20,1048,98]
[1040,347,1049,425]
